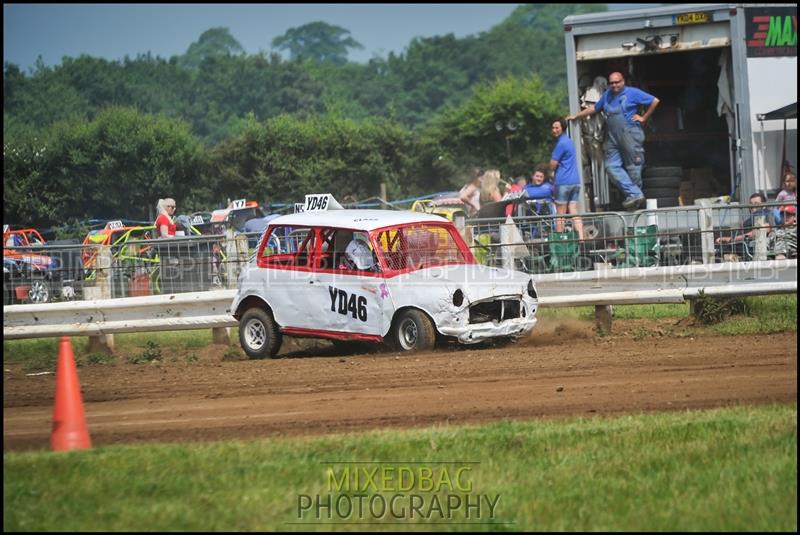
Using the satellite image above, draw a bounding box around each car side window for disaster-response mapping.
[261,226,315,267]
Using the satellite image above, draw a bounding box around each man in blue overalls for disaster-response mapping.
[567,72,660,210]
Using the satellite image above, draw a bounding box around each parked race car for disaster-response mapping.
[410,197,468,228]
[3,225,83,303]
[207,199,270,232]
[81,221,161,296]
[231,194,539,358]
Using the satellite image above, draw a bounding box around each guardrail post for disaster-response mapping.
[225,229,249,286]
[462,223,474,253]
[753,215,767,261]
[696,199,716,264]
[87,245,114,353]
[212,327,230,345]
[500,224,513,271]
[500,216,527,271]
[595,304,613,334]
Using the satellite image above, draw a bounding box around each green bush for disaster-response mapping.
[127,341,162,364]
[691,290,751,325]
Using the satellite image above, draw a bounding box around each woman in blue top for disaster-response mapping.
[549,117,584,240]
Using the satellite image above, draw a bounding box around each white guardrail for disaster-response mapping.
[3,260,796,340]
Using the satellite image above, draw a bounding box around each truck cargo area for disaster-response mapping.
[576,47,732,210]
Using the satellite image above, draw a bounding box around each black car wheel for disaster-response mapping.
[239,307,282,359]
[391,309,436,352]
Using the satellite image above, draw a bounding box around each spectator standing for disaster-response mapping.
[776,172,797,202]
[566,72,660,210]
[459,167,483,217]
[773,172,796,224]
[155,198,177,238]
[549,118,584,240]
[479,169,504,205]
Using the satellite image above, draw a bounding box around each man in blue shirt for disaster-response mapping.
[567,72,660,211]
[550,118,584,240]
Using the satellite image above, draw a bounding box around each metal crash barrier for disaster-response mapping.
[3,259,795,340]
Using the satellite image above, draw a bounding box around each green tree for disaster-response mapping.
[212,112,419,207]
[272,21,364,64]
[179,27,245,70]
[427,75,564,181]
[3,107,210,227]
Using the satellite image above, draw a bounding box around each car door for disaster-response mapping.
[256,225,318,330]
[305,228,385,338]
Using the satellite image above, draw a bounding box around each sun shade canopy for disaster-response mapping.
[757,102,797,121]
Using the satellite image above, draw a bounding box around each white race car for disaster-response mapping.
[231,194,538,358]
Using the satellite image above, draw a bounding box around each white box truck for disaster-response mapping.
[563,3,797,211]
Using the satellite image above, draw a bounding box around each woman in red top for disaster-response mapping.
[155,198,177,237]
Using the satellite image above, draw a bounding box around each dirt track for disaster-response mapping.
[3,318,797,451]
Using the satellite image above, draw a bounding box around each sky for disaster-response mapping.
[3,3,647,71]
[4,4,522,69]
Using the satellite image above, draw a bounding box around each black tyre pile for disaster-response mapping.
[642,166,682,208]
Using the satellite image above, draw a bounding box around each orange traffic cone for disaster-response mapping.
[50,336,92,451]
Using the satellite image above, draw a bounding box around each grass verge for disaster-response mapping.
[3,295,795,370]
[4,403,796,531]
[540,294,796,336]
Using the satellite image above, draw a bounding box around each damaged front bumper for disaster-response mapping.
[438,316,538,344]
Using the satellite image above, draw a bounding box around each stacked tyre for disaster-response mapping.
[642,166,682,208]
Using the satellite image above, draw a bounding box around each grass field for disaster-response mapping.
[4,295,796,530]
[3,404,796,531]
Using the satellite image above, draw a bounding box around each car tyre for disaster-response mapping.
[642,175,682,189]
[643,166,682,178]
[28,276,52,304]
[643,187,680,199]
[391,309,436,352]
[239,307,282,359]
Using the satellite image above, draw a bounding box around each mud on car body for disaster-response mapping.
[231,194,538,358]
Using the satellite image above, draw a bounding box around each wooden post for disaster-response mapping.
[696,199,716,264]
[753,215,767,261]
[87,245,114,354]
[595,304,613,335]
[380,183,387,209]
[212,327,231,345]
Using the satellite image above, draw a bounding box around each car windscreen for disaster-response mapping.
[373,224,470,272]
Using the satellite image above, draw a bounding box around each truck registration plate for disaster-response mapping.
[674,12,709,25]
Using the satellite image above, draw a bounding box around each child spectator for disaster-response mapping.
[524,164,556,215]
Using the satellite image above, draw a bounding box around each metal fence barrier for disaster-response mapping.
[3,201,796,306]
[465,200,796,274]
